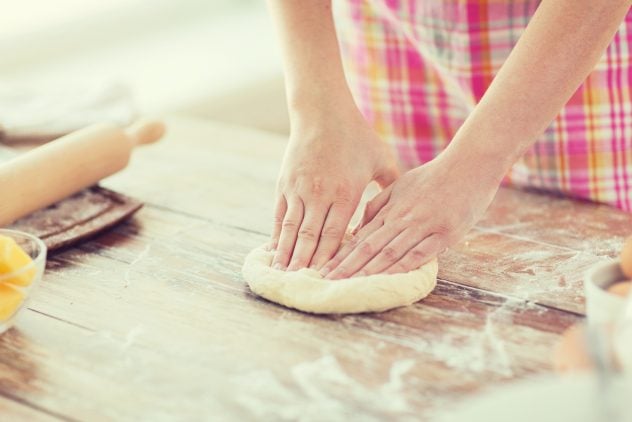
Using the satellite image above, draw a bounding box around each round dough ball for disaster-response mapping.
[242,244,438,314]
[607,281,631,298]
[619,236,632,279]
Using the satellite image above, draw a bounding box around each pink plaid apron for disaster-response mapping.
[335,0,632,211]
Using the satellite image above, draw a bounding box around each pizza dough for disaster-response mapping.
[242,244,438,314]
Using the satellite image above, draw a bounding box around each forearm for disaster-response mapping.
[443,0,631,183]
[267,0,356,118]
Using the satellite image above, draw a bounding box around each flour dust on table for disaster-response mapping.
[242,244,438,314]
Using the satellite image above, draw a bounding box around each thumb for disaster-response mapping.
[373,160,399,188]
[352,184,393,234]
[372,142,400,188]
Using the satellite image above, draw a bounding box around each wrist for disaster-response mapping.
[288,91,364,132]
[437,138,509,189]
[287,77,358,117]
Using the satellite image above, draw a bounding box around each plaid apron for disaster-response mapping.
[335,0,632,211]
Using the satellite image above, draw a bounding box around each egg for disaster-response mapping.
[620,236,632,279]
[553,324,594,373]
[607,281,631,297]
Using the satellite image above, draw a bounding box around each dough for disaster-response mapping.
[242,244,438,314]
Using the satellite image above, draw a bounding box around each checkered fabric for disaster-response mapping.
[335,0,632,211]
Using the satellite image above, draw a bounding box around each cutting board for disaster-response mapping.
[1,145,142,251]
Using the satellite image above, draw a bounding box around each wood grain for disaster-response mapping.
[0,116,620,421]
[11,208,579,420]
[0,146,142,251]
[104,118,623,314]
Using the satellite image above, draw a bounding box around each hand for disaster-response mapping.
[270,106,398,271]
[320,153,502,279]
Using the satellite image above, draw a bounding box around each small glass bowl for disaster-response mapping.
[0,229,47,335]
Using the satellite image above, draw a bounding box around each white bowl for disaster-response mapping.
[584,260,627,324]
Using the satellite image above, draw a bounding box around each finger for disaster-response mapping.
[384,234,444,274]
[352,185,392,234]
[352,227,423,277]
[321,213,386,277]
[326,224,403,280]
[309,202,355,270]
[268,195,288,250]
[287,205,329,271]
[272,198,305,270]
[319,214,379,277]
[322,211,386,274]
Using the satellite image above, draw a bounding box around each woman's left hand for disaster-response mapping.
[320,153,502,279]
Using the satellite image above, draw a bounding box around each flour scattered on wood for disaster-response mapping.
[229,355,419,421]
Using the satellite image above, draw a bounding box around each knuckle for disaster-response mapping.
[358,241,374,256]
[334,184,353,204]
[346,235,360,248]
[409,248,427,261]
[396,209,415,221]
[310,177,325,197]
[434,220,456,235]
[298,226,317,240]
[383,217,405,231]
[282,219,300,230]
[381,246,398,262]
[321,224,344,239]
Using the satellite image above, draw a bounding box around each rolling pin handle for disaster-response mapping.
[125,120,166,146]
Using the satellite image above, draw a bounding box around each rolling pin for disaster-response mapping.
[0,120,165,226]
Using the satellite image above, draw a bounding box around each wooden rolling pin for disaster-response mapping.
[0,120,165,226]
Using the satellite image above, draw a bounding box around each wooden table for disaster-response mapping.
[1,116,631,421]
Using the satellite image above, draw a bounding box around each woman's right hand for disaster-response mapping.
[270,105,399,272]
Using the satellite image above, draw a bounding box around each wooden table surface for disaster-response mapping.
[1,116,631,421]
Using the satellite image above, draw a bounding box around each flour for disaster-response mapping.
[229,355,419,421]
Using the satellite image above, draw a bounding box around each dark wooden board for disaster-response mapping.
[0,146,142,251]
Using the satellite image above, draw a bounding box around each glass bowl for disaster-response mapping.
[0,229,47,335]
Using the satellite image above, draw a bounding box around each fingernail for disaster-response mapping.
[319,267,331,277]
[272,263,284,270]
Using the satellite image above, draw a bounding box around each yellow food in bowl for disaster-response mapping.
[0,234,37,323]
[0,235,35,287]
